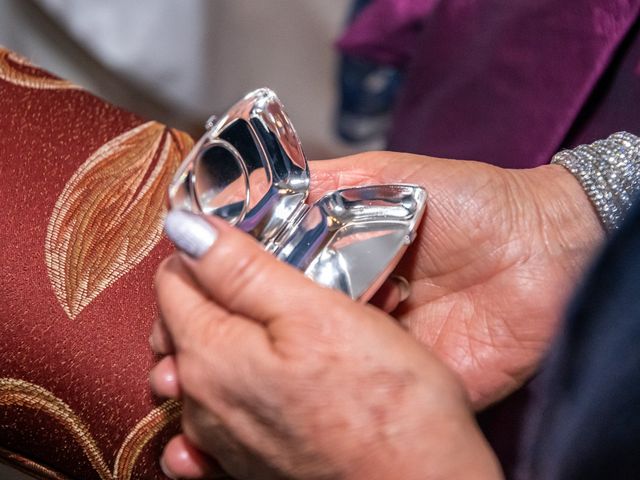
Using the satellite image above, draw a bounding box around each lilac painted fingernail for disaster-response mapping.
[164,210,217,258]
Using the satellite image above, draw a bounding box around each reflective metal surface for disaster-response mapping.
[276,184,426,300]
[168,88,427,301]
[169,88,310,247]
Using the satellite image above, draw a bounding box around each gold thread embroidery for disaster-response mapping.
[114,400,181,480]
[45,122,193,319]
[0,446,71,480]
[0,47,80,90]
[0,378,180,480]
[0,378,112,480]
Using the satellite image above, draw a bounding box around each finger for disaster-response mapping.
[149,316,174,355]
[163,210,346,326]
[155,253,271,356]
[149,355,181,399]
[308,154,425,204]
[369,275,412,313]
[308,158,380,203]
[155,254,225,344]
[161,434,224,479]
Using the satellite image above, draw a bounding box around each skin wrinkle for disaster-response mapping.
[165,248,496,476]
[504,173,567,308]
[222,356,421,479]
[421,175,512,279]
[406,302,454,358]
[401,233,518,332]
[181,401,253,477]
[462,304,500,366]
[463,316,487,381]
[526,165,603,259]
[317,156,513,289]
[151,150,612,477]
[396,162,600,404]
[474,264,547,332]
[438,239,517,294]
[400,238,552,404]
[487,298,543,352]
[182,365,250,439]
[362,374,415,466]
[427,296,475,360]
[453,323,520,401]
[409,215,486,285]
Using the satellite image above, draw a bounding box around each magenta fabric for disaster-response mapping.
[338,0,640,168]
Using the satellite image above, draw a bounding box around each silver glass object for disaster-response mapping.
[168,88,427,301]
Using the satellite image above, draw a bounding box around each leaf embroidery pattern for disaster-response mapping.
[0,47,80,90]
[0,378,181,480]
[45,122,193,319]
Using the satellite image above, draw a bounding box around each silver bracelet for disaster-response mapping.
[551,132,640,233]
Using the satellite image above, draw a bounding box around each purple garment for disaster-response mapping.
[339,0,640,168]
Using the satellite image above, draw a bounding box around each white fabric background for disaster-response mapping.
[0,0,360,158]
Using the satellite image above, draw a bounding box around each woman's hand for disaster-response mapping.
[151,211,502,480]
[308,153,605,408]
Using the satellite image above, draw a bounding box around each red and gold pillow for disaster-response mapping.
[0,46,195,479]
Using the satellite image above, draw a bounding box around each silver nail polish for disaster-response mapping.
[164,210,217,258]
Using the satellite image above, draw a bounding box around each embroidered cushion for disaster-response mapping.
[0,46,199,479]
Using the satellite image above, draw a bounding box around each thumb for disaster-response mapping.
[164,209,344,325]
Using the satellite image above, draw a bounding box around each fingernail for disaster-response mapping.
[165,210,217,258]
[149,358,180,398]
[160,456,177,479]
[391,275,411,302]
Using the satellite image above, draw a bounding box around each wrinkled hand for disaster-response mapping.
[308,153,604,408]
[150,213,502,480]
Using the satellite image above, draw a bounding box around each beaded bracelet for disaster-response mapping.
[551,132,640,233]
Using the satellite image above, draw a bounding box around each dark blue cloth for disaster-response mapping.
[521,201,640,479]
[337,0,404,143]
